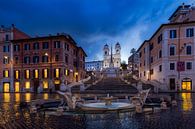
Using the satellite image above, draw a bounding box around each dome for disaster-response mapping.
[115,42,121,49]
[104,44,109,49]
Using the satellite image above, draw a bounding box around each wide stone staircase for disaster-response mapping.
[83,77,138,94]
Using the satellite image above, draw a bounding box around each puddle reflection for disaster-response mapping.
[181,93,192,111]
[3,93,10,103]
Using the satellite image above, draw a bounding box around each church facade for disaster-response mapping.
[103,43,121,68]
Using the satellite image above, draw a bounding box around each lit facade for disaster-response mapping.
[1,33,86,92]
[0,24,30,92]
[103,43,121,68]
[138,4,195,91]
[85,61,103,71]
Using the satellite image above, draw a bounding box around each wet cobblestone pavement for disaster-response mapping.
[0,93,194,129]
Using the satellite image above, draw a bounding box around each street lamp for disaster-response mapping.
[44,52,48,56]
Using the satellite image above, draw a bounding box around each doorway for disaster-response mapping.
[33,80,39,93]
[54,80,60,90]
[15,82,20,92]
[169,78,175,90]
[3,82,10,92]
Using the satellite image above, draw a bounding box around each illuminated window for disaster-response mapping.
[43,69,48,78]
[25,81,30,89]
[55,68,60,78]
[15,70,19,79]
[34,69,39,78]
[65,69,69,76]
[3,56,10,64]
[43,81,48,89]
[54,80,60,84]
[3,83,10,92]
[25,70,30,79]
[3,70,9,78]
[15,82,20,92]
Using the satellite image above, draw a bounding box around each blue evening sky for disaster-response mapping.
[0,0,193,62]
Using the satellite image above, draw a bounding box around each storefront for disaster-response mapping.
[3,82,10,92]
[182,78,192,91]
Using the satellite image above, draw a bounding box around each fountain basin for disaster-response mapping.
[80,102,135,111]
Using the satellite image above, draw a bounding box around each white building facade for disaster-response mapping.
[103,43,121,68]
[85,61,103,71]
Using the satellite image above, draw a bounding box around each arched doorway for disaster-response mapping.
[182,78,192,91]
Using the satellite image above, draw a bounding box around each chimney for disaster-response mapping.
[1,25,4,28]
[57,33,60,36]
[11,24,15,28]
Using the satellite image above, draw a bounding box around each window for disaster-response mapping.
[158,34,162,43]
[54,68,60,78]
[65,69,69,76]
[150,57,153,63]
[25,70,30,79]
[24,44,30,50]
[42,42,49,49]
[33,56,39,63]
[170,30,177,38]
[150,69,154,75]
[43,81,48,89]
[42,56,48,63]
[14,45,20,52]
[170,45,175,56]
[144,71,146,76]
[139,52,142,58]
[186,45,192,55]
[3,56,10,64]
[14,70,19,79]
[159,65,162,72]
[3,45,9,52]
[67,44,69,51]
[186,62,192,70]
[24,56,30,64]
[150,43,153,51]
[159,50,162,58]
[55,54,59,61]
[14,56,19,64]
[73,60,77,67]
[65,43,67,49]
[170,63,175,70]
[3,70,9,77]
[43,69,48,78]
[34,69,39,79]
[65,55,68,63]
[33,42,39,50]
[5,34,9,41]
[186,28,194,37]
[73,49,77,56]
[54,41,60,48]
[25,81,30,89]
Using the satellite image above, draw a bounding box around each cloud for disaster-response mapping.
[0,0,192,63]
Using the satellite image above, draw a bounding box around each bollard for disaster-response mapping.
[171,100,177,107]
[160,102,167,110]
